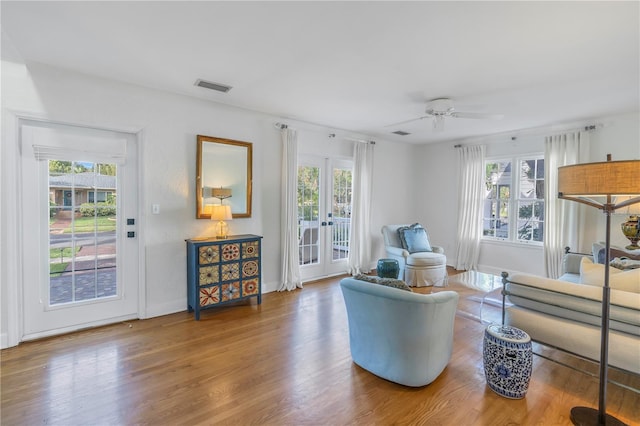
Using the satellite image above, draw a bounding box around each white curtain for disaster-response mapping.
[544,131,588,278]
[454,145,485,271]
[347,141,374,275]
[278,128,302,291]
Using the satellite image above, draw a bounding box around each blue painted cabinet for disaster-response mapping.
[186,234,262,320]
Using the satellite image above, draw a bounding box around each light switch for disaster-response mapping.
[152,204,160,214]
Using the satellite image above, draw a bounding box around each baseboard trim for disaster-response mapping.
[21,314,139,342]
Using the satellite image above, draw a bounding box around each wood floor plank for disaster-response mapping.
[2,274,639,425]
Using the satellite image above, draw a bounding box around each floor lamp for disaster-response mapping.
[557,155,640,426]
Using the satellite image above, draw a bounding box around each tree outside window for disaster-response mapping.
[517,158,544,243]
[483,160,511,238]
[483,156,545,244]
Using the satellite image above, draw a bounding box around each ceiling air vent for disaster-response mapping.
[392,130,411,136]
[195,79,232,93]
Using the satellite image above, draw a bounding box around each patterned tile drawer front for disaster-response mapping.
[199,246,219,264]
[200,286,220,306]
[199,266,219,285]
[221,282,241,302]
[221,243,241,261]
[242,260,259,278]
[242,278,259,296]
[221,263,240,280]
[242,240,259,258]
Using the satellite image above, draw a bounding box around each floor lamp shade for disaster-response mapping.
[558,156,639,426]
[558,159,639,199]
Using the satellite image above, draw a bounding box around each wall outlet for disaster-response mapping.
[152,204,160,214]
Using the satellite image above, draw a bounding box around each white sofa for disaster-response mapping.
[501,271,640,374]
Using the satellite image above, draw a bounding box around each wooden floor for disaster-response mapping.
[2,273,639,425]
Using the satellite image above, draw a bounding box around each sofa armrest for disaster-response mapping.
[385,246,409,258]
[562,252,592,275]
[431,246,444,254]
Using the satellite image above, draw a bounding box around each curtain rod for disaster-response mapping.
[453,124,600,148]
[345,136,375,144]
[275,122,374,143]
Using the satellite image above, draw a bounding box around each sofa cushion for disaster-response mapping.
[354,274,412,292]
[506,273,640,336]
[397,223,432,253]
[580,257,640,293]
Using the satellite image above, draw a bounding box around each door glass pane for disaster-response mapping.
[49,161,118,305]
[297,165,319,265]
[332,167,351,261]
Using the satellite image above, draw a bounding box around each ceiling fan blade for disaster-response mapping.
[451,111,504,120]
[384,115,430,128]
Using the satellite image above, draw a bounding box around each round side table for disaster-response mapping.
[483,324,533,399]
[377,258,400,279]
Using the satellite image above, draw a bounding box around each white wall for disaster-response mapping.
[1,60,414,346]
[2,58,637,347]
[416,112,640,276]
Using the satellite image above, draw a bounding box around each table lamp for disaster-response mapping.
[211,204,232,239]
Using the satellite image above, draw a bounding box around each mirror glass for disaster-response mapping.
[197,135,252,218]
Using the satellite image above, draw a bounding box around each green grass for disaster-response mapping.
[49,262,68,277]
[62,216,116,233]
[50,246,80,259]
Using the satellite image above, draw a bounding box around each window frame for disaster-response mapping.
[482,153,545,246]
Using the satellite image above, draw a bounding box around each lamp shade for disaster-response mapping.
[211,204,232,221]
[558,160,640,197]
[211,187,232,199]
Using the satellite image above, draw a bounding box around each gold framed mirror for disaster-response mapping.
[196,135,252,219]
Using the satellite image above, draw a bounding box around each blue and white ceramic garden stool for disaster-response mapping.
[483,324,533,399]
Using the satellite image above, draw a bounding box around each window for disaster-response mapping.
[483,156,544,244]
[88,191,110,203]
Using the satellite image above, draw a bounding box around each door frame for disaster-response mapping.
[3,111,146,347]
[298,154,352,282]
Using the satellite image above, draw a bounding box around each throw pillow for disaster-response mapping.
[397,223,432,253]
[354,274,412,292]
[579,257,640,293]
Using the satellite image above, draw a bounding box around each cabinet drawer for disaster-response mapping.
[199,286,220,307]
[199,265,220,286]
[241,260,259,278]
[242,278,259,296]
[221,243,241,261]
[242,240,260,258]
[221,282,241,302]
[221,262,240,280]
[199,246,219,264]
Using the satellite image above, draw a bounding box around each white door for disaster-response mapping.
[20,120,140,340]
[298,155,352,281]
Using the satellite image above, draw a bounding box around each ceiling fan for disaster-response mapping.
[388,98,504,132]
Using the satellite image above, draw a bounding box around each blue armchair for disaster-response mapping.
[340,277,459,387]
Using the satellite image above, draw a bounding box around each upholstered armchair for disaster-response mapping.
[381,224,447,287]
[340,276,459,387]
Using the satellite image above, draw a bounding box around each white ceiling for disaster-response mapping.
[2,1,639,144]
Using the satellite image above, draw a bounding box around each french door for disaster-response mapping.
[298,155,352,281]
[20,120,140,340]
